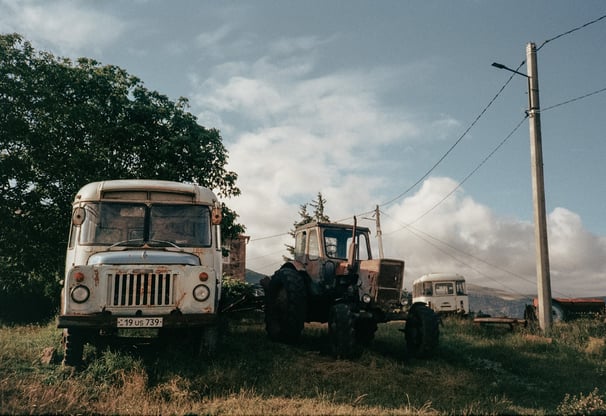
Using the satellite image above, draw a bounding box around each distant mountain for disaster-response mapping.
[245,270,536,318]
[245,269,268,285]
[467,284,533,318]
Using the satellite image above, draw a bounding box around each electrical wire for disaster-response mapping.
[246,15,606,245]
[379,62,525,208]
[543,86,606,112]
[384,116,527,232]
[249,232,289,242]
[380,210,571,298]
[537,13,606,51]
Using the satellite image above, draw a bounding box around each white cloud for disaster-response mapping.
[0,0,125,56]
[380,178,606,297]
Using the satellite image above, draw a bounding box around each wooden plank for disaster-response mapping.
[473,317,527,330]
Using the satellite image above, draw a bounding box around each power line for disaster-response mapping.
[381,211,533,295]
[543,86,606,112]
[249,232,289,242]
[379,63,524,208]
[380,12,606,210]
[248,15,606,244]
[537,13,606,51]
[381,209,571,298]
[385,116,527,231]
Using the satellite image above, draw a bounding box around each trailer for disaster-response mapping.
[525,297,605,322]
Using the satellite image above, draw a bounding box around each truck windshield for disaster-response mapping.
[79,202,211,247]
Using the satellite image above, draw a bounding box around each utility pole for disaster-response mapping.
[375,205,384,259]
[526,42,553,332]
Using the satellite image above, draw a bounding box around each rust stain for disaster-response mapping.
[175,291,186,307]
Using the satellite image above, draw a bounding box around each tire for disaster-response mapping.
[264,268,307,343]
[62,328,85,366]
[329,303,362,359]
[552,302,566,322]
[405,303,439,358]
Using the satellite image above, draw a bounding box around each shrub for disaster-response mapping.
[557,388,606,415]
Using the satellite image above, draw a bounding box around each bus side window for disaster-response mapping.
[308,229,319,260]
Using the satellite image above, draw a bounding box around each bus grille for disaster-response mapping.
[109,273,175,307]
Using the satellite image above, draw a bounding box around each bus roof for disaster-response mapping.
[413,273,465,284]
[73,180,218,205]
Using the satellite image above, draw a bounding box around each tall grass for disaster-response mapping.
[1,314,605,415]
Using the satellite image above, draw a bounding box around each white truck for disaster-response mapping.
[412,273,469,316]
[58,180,224,365]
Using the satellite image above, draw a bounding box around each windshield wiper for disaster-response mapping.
[108,238,145,250]
[107,238,183,251]
[146,239,183,251]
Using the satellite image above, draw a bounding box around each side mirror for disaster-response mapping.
[72,207,85,225]
[211,207,222,225]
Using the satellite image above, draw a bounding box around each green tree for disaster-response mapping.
[0,34,244,322]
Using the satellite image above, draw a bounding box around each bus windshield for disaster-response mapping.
[79,202,211,247]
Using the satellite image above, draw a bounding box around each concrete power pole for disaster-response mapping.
[375,205,384,259]
[526,42,553,332]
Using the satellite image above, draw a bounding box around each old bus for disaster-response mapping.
[58,180,223,365]
[412,273,469,315]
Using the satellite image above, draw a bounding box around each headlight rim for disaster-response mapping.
[193,284,211,302]
[70,284,90,304]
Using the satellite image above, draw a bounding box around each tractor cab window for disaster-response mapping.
[308,229,320,260]
[294,231,306,261]
[323,228,370,260]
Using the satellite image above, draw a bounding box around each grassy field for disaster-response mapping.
[1,313,605,415]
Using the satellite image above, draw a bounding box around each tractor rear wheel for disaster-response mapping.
[329,303,362,359]
[405,303,439,358]
[264,268,307,343]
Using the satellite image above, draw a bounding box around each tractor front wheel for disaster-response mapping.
[329,303,362,359]
[405,303,439,358]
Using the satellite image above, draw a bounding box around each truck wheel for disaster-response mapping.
[405,303,439,358]
[265,268,307,343]
[329,303,362,359]
[62,328,85,366]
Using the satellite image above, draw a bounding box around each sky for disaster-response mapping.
[2,0,605,298]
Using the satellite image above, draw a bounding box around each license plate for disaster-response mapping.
[117,317,163,328]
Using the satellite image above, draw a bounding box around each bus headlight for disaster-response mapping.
[362,293,372,304]
[70,285,90,303]
[193,284,210,302]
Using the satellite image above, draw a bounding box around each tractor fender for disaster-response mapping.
[280,261,306,273]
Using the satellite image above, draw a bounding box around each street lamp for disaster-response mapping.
[493,43,553,333]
